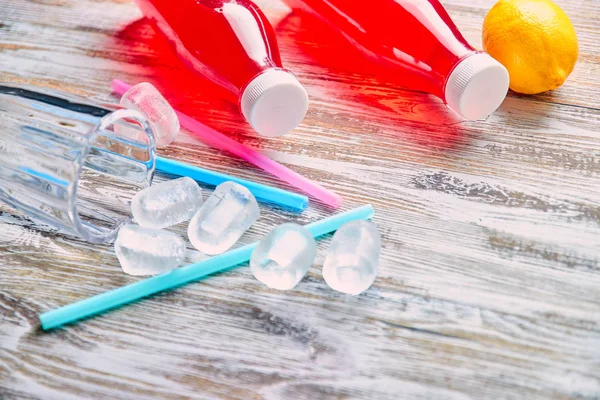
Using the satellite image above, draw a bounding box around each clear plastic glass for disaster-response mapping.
[0,84,156,243]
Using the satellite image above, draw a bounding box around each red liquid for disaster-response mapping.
[284,0,475,99]
[134,0,283,96]
[134,0,309,137]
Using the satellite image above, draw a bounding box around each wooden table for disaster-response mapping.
[1,0,598,398]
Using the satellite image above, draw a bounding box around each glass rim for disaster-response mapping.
[67,108,157,243]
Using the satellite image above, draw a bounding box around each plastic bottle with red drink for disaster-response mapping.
[134,0,309,137]
[283,0,509,120]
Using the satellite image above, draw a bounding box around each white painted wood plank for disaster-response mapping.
[0,0,599,399]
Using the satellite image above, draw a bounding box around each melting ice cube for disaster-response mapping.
[250,223,316,290]
[188,181,259,255]
[322,220,380,295]
[131,177,203,229]
[119,82,180,147]
[115,224,186,276]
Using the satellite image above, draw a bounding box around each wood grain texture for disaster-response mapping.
[1,0,599,399]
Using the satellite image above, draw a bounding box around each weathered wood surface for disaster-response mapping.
[1,0,599,398]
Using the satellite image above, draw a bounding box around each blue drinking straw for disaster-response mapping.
[156,156,308,212]
[39,204,374,330]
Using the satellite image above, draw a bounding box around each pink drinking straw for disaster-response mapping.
[111,79,342,208]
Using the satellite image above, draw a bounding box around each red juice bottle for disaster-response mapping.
[134,0,309,136]
[283,0,509,120]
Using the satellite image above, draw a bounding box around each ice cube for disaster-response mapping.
[188,181,259,255]
[119,82,180,147]
[250,223,316,290]
[322,220,381,295]
[132,177,203,229]
[115,224,186,276]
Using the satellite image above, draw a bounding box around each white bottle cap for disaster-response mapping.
[444,53,509,120]
[241,69,309,137]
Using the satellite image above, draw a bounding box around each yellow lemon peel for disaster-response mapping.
[482,0,578,94]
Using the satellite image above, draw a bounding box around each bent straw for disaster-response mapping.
[111,79,343,208]
[156,156,308,212]
[39,204,374,330]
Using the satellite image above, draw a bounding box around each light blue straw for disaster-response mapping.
[39,205,375,330]
[156,156,308,212]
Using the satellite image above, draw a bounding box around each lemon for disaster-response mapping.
[482,0,578,94]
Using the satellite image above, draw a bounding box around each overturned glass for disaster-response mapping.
[0,84,156,243]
